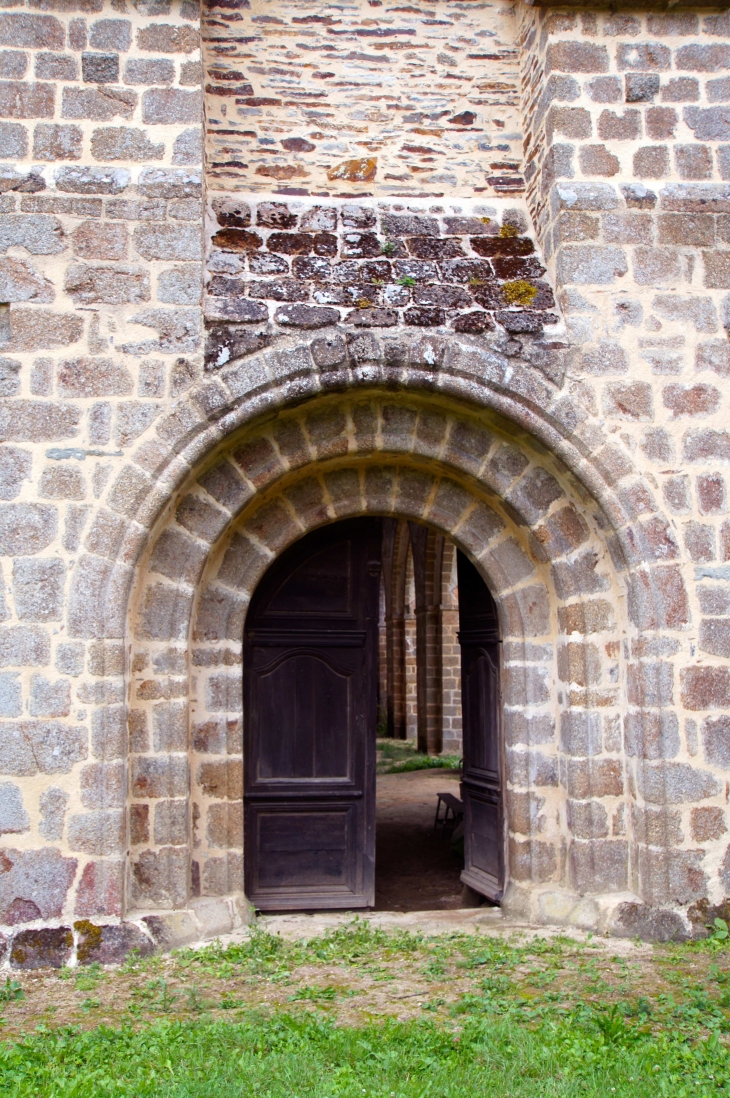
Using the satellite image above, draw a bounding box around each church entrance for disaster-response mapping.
[243,517,502,913]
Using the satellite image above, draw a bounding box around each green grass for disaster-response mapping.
[1,924,729,1097]
[1,997,728,1097]
[376,739,460,774]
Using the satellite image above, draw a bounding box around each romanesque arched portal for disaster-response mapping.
[87,327,703,944]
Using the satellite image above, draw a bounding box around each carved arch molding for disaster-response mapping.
[67,329,695,942]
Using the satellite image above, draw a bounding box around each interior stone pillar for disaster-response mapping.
[382,519,409,740]
[409,522,445,756]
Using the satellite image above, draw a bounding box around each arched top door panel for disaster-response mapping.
[250,539,356,622]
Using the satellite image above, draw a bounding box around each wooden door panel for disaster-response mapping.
[244,519,380,911]
[248,803,360,898]
[252,651,353,782]
[461,648,500,779]
[461,792,501,896]
[457,551,504,903]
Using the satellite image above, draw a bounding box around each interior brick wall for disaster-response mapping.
[440,539,462,754]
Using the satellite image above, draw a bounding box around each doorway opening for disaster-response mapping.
[243,517,502,913]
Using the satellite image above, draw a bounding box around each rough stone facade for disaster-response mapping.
[0,0,730,966]
[204,0,523,196]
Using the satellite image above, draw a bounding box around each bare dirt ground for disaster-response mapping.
[3,904,726,1043]
[375,769,465,912]
[0,920,652,1039]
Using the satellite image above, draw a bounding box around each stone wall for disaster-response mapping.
[204,0,523,197]
[0,0,209,965]
[0,0,730,966]
[515,10,730,939]
[205,193,559,348]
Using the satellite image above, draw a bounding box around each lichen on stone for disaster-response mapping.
[74,919,103,964]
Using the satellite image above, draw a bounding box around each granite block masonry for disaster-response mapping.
[0,0,729,965]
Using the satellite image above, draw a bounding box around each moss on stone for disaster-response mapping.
[502,280,538,306]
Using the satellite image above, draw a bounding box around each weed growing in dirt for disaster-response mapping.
[74,964,106,993]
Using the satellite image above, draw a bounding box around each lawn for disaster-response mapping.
[0,921,729,1097]
[376,739,461,774]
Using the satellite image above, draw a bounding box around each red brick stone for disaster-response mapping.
[617,43,671,71]
[646,107,677,140]
[633,145,670,178]
[603,380,653,420]
[579,144,620,176]
[0,81,53,119]
[138,23,199,54]
[0,14,63,50]
[598,109,640,140]
[691,807,727,843]
[698,474,726,514]
[675,144,713,180]
[676,44,730,72]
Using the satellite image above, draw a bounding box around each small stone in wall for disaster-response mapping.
[0,848,77,923]
[0,673,20,719]
[281,137,315,153]
[275,304,338,329]
[448,110,475,126]
[625,73,660,103]
[211,227,262,252]
[81,52,120,85]
[75,859,124,919]
[38,787,69,840]
[453,310,494,333]
[0,446,30,499]
[326,157,377,184]
[75,920,153,965]
[256,201,297,229]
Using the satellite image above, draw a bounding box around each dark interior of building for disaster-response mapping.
[243,516,501,913]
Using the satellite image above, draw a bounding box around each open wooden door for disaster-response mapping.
[243,519,381,911]
[457,551,504,902]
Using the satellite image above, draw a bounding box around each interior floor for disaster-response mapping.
[374,769,465,912]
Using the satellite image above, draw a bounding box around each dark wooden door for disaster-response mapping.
[457,551,503,902]
[243,519,381,911]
